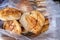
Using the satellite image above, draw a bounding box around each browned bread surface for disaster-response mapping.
[3,20,22,35]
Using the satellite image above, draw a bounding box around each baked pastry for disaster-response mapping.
[16,0,33,12]
[40,18,49,33]
[20,10,45,35]
[0,8,22,21]
[3,20,22,35]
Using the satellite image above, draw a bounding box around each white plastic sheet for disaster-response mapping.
[0,0,60,40]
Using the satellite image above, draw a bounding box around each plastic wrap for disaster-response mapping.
[0,0,9,9]
[0,0,59,40]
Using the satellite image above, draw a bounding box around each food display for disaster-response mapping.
[0,0,50,39]
[0,7,49,36]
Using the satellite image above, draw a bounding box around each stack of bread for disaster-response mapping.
[0,0,49,37]
[0,8,22,35]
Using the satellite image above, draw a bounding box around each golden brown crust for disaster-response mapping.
[0,8,22,21]
[40,18,49,33]
[3,20,22,35]
[40,24,49,33]
[25,15,41,34]
[20,10,45,35]
[23,18,49,37]
[30,10,45,27]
